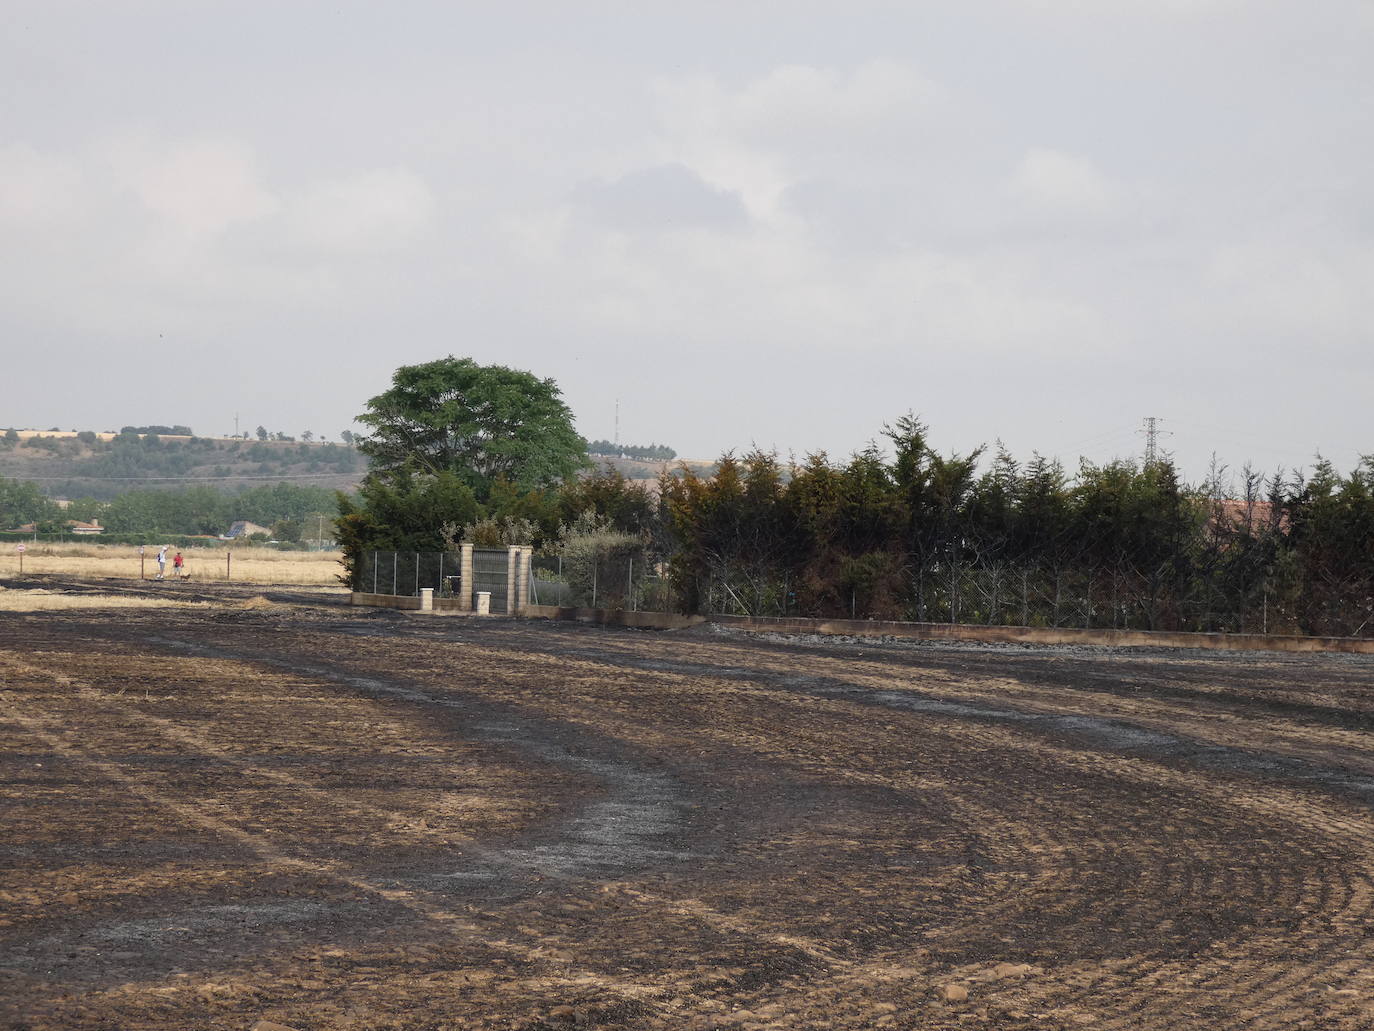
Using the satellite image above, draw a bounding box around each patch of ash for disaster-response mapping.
[863,688,1374,799]
[50,900,330,948]
[14,899,360,982]
[143,637,696,889]
[505,635,1374,803]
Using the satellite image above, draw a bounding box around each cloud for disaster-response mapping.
[570,163,748,234]
[1008,148,1119,217]
[0,143,85,223]
[1200,239,1374,350]
[104,135,277,236]
[649,59,946,215]
[285,167,437,253]
[1012,0,1245,18]
[724,60,941,139]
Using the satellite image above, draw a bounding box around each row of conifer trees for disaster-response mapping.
[658,417,1374,637]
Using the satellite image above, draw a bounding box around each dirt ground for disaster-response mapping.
[3,576,1374,1030]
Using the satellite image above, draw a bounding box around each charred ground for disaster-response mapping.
[3,577,1374,1030]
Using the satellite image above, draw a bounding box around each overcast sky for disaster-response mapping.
[3,0,1371,487]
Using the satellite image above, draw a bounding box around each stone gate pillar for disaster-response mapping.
[515,545,533,614]
[506,545,520,615]
[459,543,474,612]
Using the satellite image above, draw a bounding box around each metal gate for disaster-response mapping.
[471,547,510,613]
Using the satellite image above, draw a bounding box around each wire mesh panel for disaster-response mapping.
[531,578,571,607]
[471,547,510,613]
[362,551,454,597]
[364,551,400,595]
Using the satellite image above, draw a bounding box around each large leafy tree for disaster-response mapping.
[356,357,587,499]
[0,476,61,528]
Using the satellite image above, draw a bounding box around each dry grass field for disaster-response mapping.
[4,541,344,585]
[0,586,217,611]
[4,577,1374,1030]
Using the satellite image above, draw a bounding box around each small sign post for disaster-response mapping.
[16,542,25,576]
[138,545,146,581]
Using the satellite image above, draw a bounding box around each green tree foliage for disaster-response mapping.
[554,509,643,609]
[234,483,339,526]
[356,357,587,499]
[0,476,62,528]
[586,440,677,461]
[1,481,348,538]
[335,471,480,587]
[101,486,228,534]
[661,418,1374,637]
[1285,456,1374,636]
[120,425,192,436]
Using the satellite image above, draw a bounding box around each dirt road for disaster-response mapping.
[3,578,1374,1029]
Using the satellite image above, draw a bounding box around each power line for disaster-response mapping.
[13,471,361,483]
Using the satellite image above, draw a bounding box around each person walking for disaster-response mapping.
[155,544,168,580]
[173,550,184,579]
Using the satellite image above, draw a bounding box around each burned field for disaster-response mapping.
[3,583,1374,1030]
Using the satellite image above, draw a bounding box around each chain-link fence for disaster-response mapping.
[360,551,457,597]
[355,545,1324,634]
[682,558,1313,634]
[531,549,674,612]
[359,547,529,614]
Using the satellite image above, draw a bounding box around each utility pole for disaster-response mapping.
[1138,416,1172,466]
[234,412,239,439]
[614,398,620,455]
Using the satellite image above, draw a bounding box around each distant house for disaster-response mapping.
[1210,500,1288,535]
[223,520,272,540]
[66,519,104,535]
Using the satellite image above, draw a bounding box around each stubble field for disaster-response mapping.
[3,542,343,585]
[3,575,1374,1030]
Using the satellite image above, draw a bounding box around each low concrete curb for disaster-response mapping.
[351,592,422,611]
[523,604,705,630]
[707,614,1374,655]
[351,592,1374,655]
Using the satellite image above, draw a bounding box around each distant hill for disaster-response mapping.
[0,426,718,499]
[0,430,365,500]
[585,454,715,483]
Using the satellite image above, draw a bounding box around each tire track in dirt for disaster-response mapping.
[0,691,697,1026]
[4,623,889,1026]
[138,633,701,887]
[9,610,1374,1028]
[0,651,490,847]
[455,626,1374,1027]
[374,640,1239,1023]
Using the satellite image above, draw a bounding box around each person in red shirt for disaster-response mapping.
[173,550,184,579]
